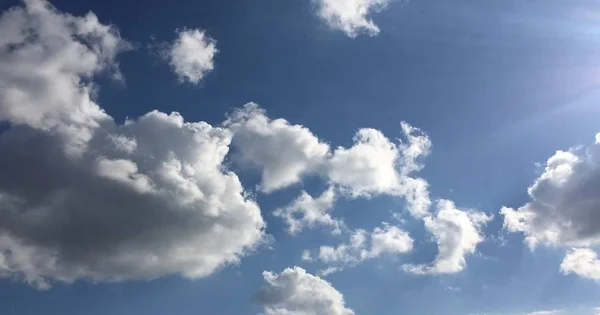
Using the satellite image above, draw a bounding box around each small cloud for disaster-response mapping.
[162,28,218,84]
[312,0,396,37]
[445,286,461,292]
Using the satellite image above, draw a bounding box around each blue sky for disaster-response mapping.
[1,0,600,314]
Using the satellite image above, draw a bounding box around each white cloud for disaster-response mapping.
[403,200,492,275]
[310,223,413,274]
[501,134,600,249]
[164,28,217,84]
[257,266,355,315]
[326,123,431,217]
[0,0,131,155]
[0,0,265,289]
[560,248,600,281]
[370,224,414,257]
[313,0,393,37]
[226,104,432,217]
[274,186,343,235]
[224,103,330,193]
[326,128,399,196]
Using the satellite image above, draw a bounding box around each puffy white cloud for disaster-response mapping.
[257,266,355,315]
[226,104,431,217]
[274,186,343,235]
[224,104,330,193]
[313,0,392,37]
[403,200,492,275]
[560,248,600,281]
[326,128,400,196]
[164,28,217,84]
[0,0,131,155]
[310,224,413,274]
[501,133,600,249]
[0,0,265,289]
[325,122,431,217]
[370,223,414,257]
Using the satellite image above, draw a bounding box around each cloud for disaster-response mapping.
[403,200,492,275]
[163,28,217,84]
[224,103,330,193]
[226,104,431,217]
[256,266,355,315]
[560,248,600,281]
[309,223,413,274]
[0,0,131,155]
[0,0,265,289]
[274,186,343,235]
[312,0,393,37]
[501,133,600,249]
[500,132,600,281]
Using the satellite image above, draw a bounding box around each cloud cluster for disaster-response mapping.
[0,0,264,289]
[164,28,217,84]
[256,266,355,315]
[502,133,600,280]
[313,0,392,37]
[229,103,491,277]
[0,0,503,298]
[306,223,413,275]
[226,104,432,217]
[403,200,492,275]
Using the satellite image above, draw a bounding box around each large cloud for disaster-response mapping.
[312,0,393,37]
[0,0,265,289]
[403,200,492,275]
[501,134,600,249]
[225,104,431,217]
[163,28,218,84]
[256,266,355,315]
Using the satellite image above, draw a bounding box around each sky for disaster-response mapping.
[0,0,600,314]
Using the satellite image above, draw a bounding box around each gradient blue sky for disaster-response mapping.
[1,0,600,314]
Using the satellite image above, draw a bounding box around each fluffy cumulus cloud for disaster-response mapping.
[0,0,131,155]
[501,134,600,249]
[257,266,355,315]
[325,122,432,217]
[307,224,413,275]
[313,0,393,37]
[224,104,330,193]
[403,200,492,275]
[500,133,600,280]
[164,28,217,84]
[226,104,432,217]
[0,0,264,289]
[274,187,343,235]
[560,248,600,281]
